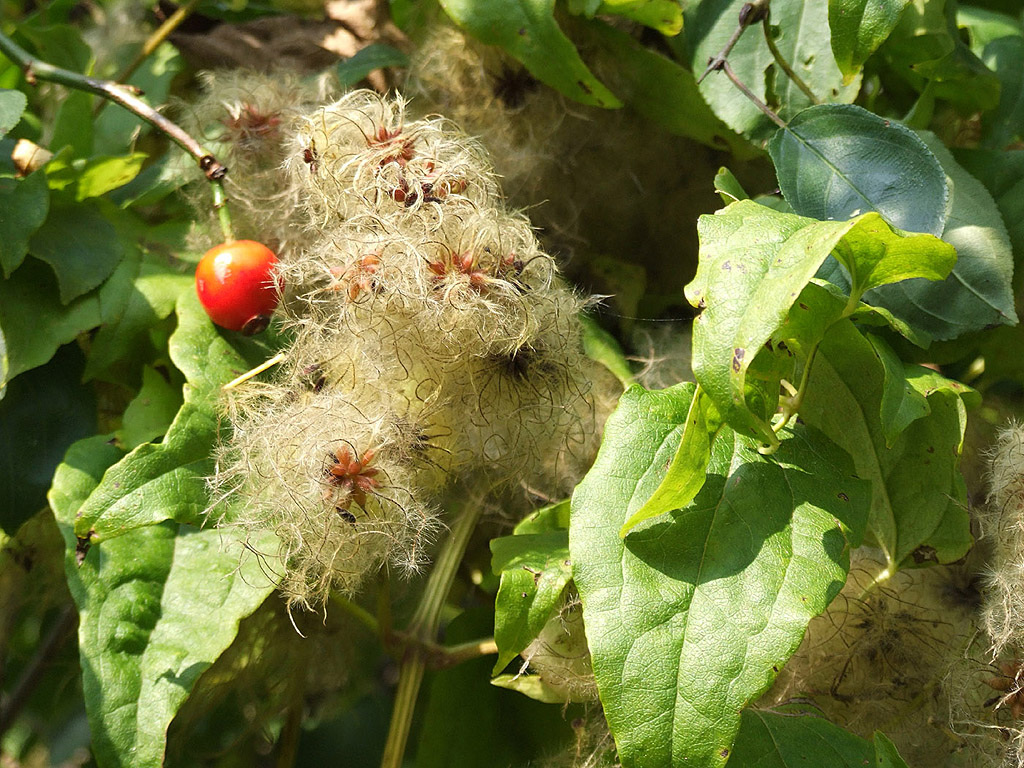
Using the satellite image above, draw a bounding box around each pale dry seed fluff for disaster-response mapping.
[980,423,1024,658]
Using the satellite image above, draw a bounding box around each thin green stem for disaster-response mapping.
[379,500,484,768]
[211,180,235,242]
[0,30,226,182]
[329,593,380,634]
[761,15,820,104]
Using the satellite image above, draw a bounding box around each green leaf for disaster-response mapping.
[72,290,257,543]
[865,334,930,448]
[862,134,1018,339]
[686,201,954,442]
[28,201,124,304]
[576,20,751,155]
[438,0,622,108]
[50,435,278,768]
[50,89,93,156]
[958,6,1021,55]
[74,153,148,200]
[829,0,911,82]
[880,0,1001,112]
[513,498,571,534]
[16,23,93,73]
[981,35,1024,149]
[490,529,572,672]
[336,43,410,88]
[0,344,95,534]
[0,256,101,388]
[490,673,568,703]
[93,42,181,156]
[570,0,682,35]
[619,384,721,535]
[0,88,27,138]
[728,709,901,766]
[570,383,869,768]
[685,0,860,140]
[580,314,633,388]
[873,731,911,768]
[119,365,184,450]
[714,166,749,203]
[83,244,192,382]
[800,321,972,566]
[0,169,49,277]
[768,104,949,237]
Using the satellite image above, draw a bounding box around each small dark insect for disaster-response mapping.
[302,146,318,174]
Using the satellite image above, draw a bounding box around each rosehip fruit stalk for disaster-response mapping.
[195,240,280,334]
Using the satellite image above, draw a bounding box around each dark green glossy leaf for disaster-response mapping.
[686,0,859,140]
[981,35,1024,149]
[490,529,572,672]
[769,104,949,237]
[571,383,869,768]
[0,88,27,138]
[28,201,124,304]
[829,0,911,82]
[0,256,101,387]
[0,169,49,277]
[800,321,972,566]
[0,344,94,534]
[438,0,621,108]
[728,709,905,766]
[619,384,721,535]
[336,43,410,88]
[50,435,278,768]
[73,291,254,543]
[687,200,954,442]
[862,135,1017,339]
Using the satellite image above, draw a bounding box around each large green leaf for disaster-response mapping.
[50,435,278,768]
[437,0,621,108]
[800,321,972,566]
[73,290,260,544]
[0,169,49,277]
[829,0,911,83]
[981,35,1024,149]
[0,256,101,388]
[728,709,909,766]
[0,87,27,138]
[28,200,124,304]
[685,0,860,140]
[83,243,192,382]
[768,104,949,237]
[0,344,94,534]
[686,200,954,442]
[570,383,869,768]
[862,135,1018,340]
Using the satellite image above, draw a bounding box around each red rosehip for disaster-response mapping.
[195,240,280,334]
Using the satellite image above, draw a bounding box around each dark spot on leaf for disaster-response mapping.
[722,260,731,270]
[927,446,935,453]
[720,749,729,758]
[521,592,529,599]
[838,492,849,501]
[518,27,526,35]
[578,80,592,95]
[772,665,778,673]
[75,536,91,566]
[798,303,809,310]
[731,348,745,372]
